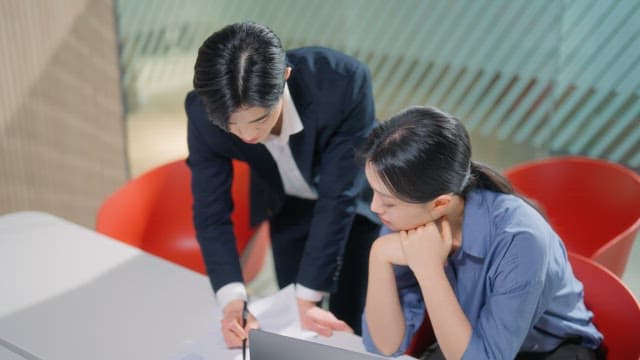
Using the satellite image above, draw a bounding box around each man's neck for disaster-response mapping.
[271,113,283,136]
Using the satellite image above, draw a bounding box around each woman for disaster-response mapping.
[360,106,602,359]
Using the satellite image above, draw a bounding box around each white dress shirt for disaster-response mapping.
[216,84,327,310]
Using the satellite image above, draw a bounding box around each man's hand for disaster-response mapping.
[297,298,353,337]
[220,299,259,348]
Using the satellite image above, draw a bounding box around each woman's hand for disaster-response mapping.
[220,299,260,348]
[297,298,353,336]
[401,217,453,274]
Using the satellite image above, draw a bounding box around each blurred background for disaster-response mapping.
[1,0,639,295]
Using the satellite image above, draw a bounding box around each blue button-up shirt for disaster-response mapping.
[362,189,602,359]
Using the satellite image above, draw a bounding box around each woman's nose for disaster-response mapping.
[370,195,383,215]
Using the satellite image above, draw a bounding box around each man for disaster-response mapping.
[185,21,380,348]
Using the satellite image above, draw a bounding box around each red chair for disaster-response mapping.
[405,312,435,358]
[95,159,269,282]
[568,252,640,360]
[505,156,640,277]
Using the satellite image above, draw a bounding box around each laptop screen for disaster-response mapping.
[249,329,386,360]
[0,338,42,360]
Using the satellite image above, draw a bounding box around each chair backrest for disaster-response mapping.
[505,156,640,277]
[405,311,435,358]
[95,159,257,276]
[568,252,640,360]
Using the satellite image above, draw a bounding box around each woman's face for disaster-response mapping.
[227,97,283,144]
[365,162,434,231]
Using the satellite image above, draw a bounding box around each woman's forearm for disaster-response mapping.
[364,243,406,355]
[416,266,472,360]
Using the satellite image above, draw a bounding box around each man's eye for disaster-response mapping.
[382,203,395,208]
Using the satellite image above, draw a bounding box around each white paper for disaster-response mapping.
[170,284,311,360]
[170,284,416,360]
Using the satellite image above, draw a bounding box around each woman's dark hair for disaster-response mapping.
[193,22,286,130]
[359,106,513,203]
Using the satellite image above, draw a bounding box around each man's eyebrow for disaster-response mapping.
[229,109,272,125]
[249,110,272,123]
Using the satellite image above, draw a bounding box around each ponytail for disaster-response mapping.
[465,161,547,216]
[463,161,514,195]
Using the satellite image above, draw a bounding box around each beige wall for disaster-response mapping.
[0,0,127,227]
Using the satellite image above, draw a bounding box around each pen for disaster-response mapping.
[242,300,248,360]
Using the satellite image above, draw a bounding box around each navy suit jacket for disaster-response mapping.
[186,47,378,294]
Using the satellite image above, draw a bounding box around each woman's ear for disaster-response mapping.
[284,67,292,80]
[430,194,453,218]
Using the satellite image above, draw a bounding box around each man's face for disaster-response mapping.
[227,97,284,144]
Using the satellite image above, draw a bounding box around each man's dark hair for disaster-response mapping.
[193,22,286,130]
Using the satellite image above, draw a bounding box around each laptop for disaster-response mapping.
[0,338,42,360]
[249,329,387,360]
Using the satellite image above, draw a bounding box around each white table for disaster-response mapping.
[0,211,218,359]
[0,211,415,360]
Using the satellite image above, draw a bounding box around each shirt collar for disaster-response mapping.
[457,189,493,259]
[267,83,303,144]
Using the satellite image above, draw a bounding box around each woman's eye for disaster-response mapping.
[382,203,395,208]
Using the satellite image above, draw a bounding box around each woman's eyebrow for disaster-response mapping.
[374,189,395,199]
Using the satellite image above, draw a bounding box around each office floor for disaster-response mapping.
[126,105,640,300]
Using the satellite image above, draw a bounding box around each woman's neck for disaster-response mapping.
[448,196,465,252]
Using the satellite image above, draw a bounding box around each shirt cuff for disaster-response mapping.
[295,283,327,303]
[216,282,247,310]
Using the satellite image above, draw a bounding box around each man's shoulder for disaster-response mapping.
[286,46,350,58]
[286,47,369,75]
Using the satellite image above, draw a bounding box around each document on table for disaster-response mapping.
[170,284,416,360]
[170,284,315,360]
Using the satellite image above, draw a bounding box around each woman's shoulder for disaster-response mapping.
[462,191,558,276]
[469,189,555,247]
[471,189,542,221]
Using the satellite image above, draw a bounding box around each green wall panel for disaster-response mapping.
[116,0,639,169]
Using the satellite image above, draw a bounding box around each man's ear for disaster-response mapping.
[284,67,292,80]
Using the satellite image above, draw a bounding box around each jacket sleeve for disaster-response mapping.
[185,91,244,292]
[295,63,376,292]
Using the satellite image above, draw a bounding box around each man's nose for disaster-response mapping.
[233,126,257,142]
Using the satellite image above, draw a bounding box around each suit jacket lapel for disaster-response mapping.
[287,67,316,187]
